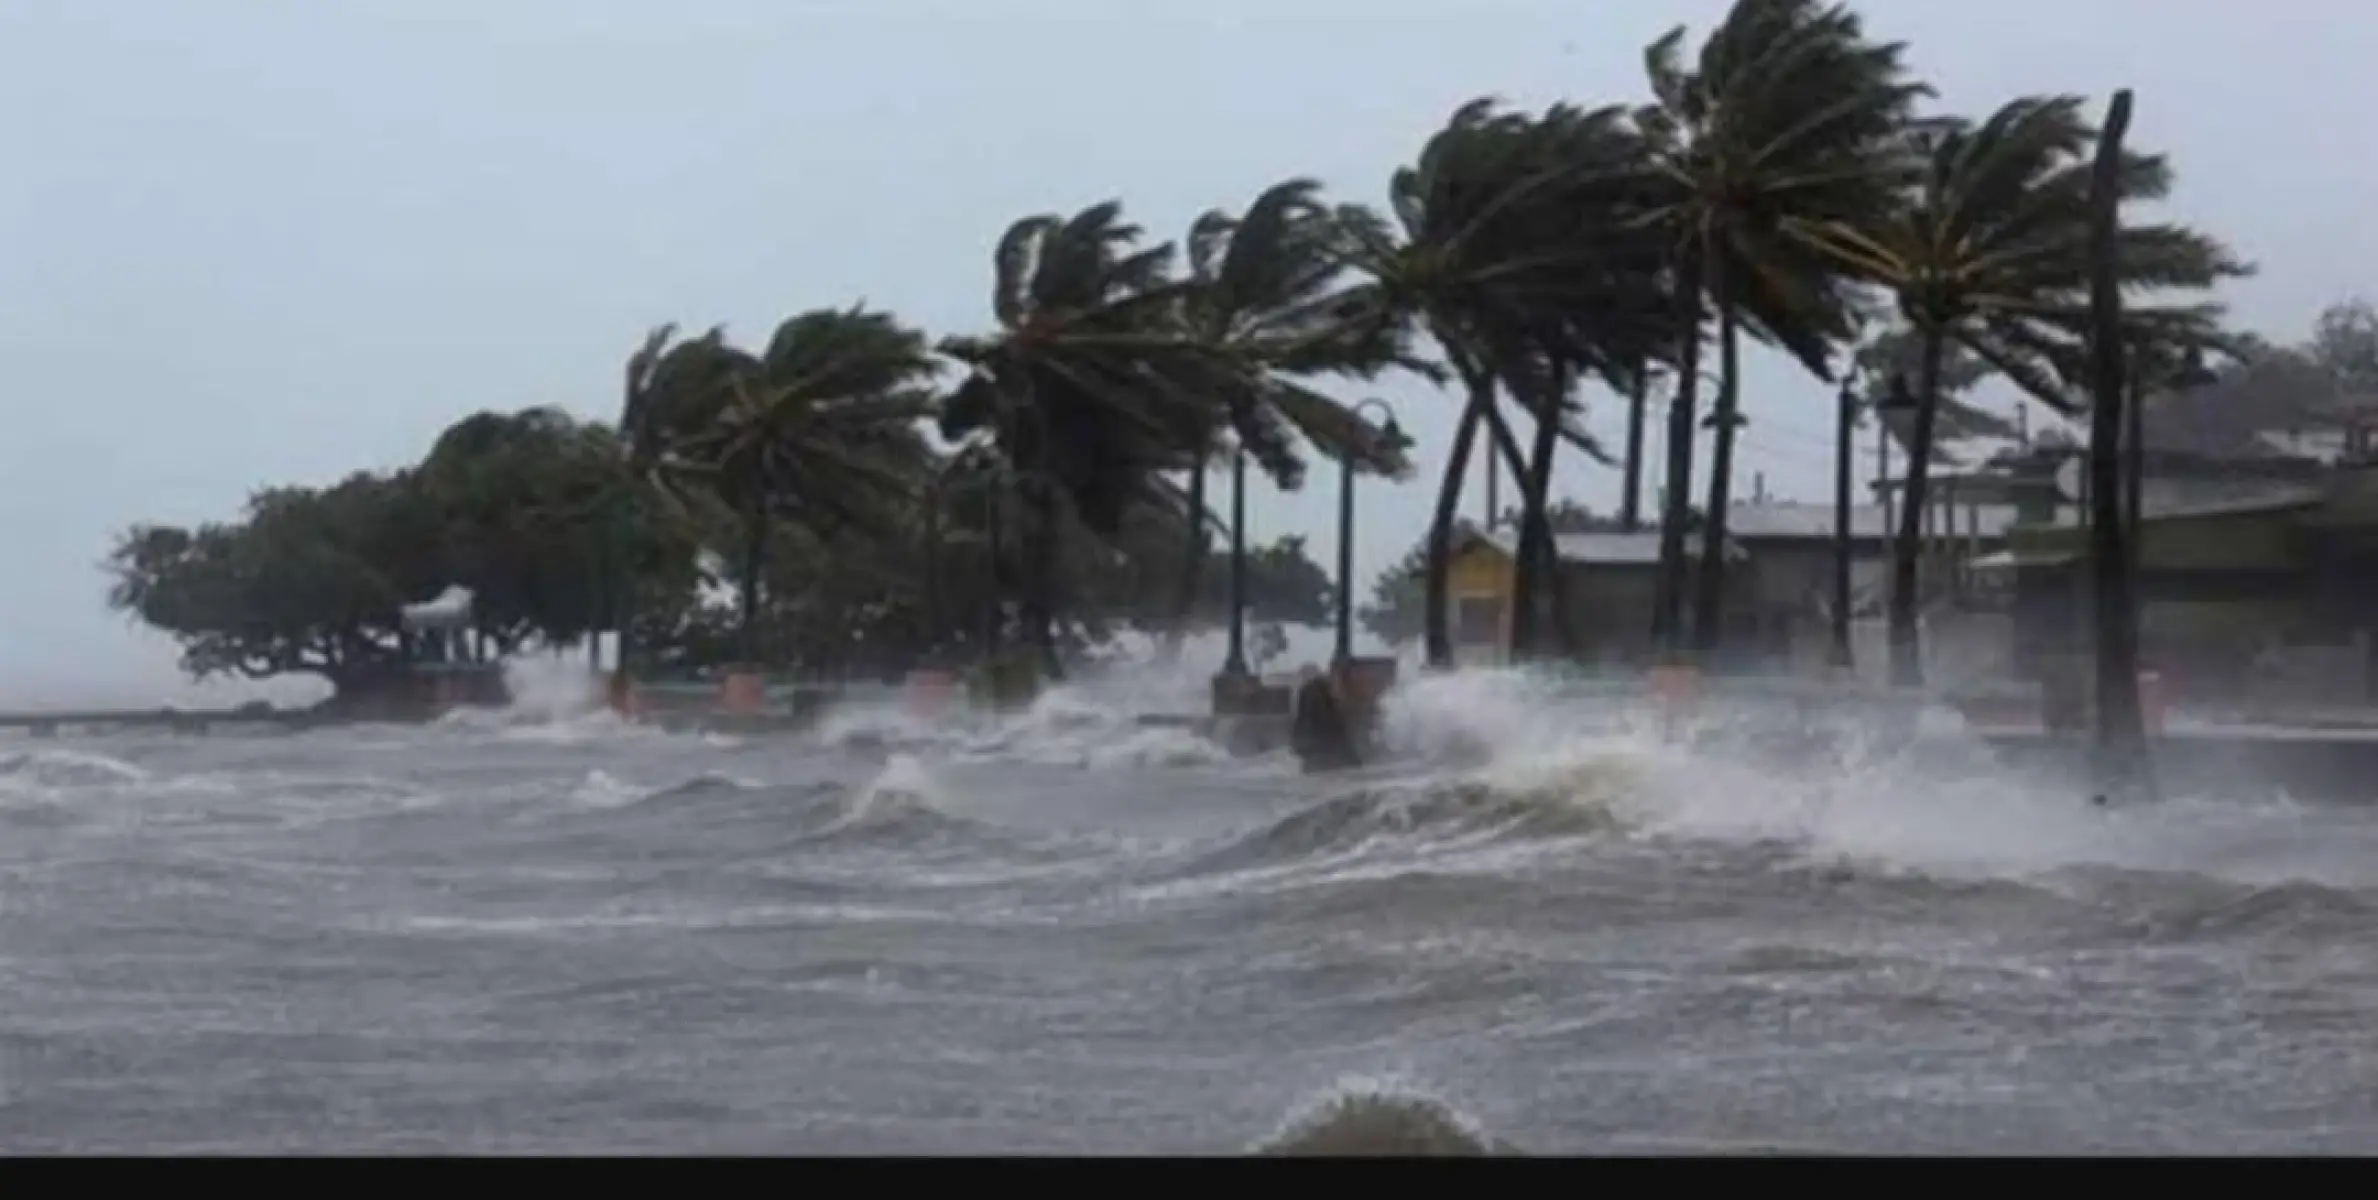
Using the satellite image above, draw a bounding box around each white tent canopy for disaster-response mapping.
[400,585,475,630]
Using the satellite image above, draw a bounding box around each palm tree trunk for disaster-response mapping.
[737,506,768,669]
[1509,364,1574,662]
[1653,259,1706,661]
[609,572,635,705]
[1478,398,1579,660]
[1830,380,1856,670]
[1162,453,1209,661]
[2087,88,2151,804]
[1620,366,1649,531]
[1693,263,1742,664]
[587,534,604,671]
[1025,481,1065,682]
[1887,322,1947,688]
[1423,373,1492,668]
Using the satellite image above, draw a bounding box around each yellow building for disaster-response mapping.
[1444,526,1744,667]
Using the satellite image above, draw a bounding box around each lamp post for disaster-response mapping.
[1830,370,1859,671]
[1336,399,1406,665]
[1222,433,1251,679]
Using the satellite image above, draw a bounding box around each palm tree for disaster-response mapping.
[939,201,1232,679]
[1806,93,2250,685]
[603,324,746,701]
[1165,178,1420,659]
[675,307,941,668]
[1633,0,1931,664]
[1329,99,1671,668]
[1494,103,1673,661]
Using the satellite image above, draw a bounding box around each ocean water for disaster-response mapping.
[7,643,2378,1154]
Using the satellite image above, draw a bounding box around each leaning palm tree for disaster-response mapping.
[1166,178,1420,658]
[1805,93,2251,685]
[675,307,942,668]
[601,324,745,700]
[1634,0,1931,663]
[1494,102,1674,660]
[939,201,1232,678]
[1330,99,1672,667]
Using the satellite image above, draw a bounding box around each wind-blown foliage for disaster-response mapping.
[1635,0,1930,659]
[1329,97,1674,666]
[105,0,2264,709]
[1165,179,1420,645]
[936,201,1238,676]
[1807,92,2251,683]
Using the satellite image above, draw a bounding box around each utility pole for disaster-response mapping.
[1831,378,1857,670]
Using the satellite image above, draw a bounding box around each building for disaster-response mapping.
[1440,499,2018,673]
[1443,525,1744,668]
[1995,470,2378,713]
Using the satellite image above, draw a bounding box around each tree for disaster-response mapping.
[1167,178,1418,653]
[609,323,743,697]
[939,201,1233,679]
[2085,90,2150,805]
[109,413,713,701]
[414,406,694,654]
[108,472,446,699]
[1854,321,2008,457]
[1329,99,1669,668]
[672,307,941,667]
[1635,0,1929,663]
[1810,93,2250,684]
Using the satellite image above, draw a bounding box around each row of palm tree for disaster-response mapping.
[597,0,2251,696]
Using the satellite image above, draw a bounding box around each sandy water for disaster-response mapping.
[6,660,2378,1154]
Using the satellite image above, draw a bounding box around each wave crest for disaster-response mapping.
[1253,1080,1515,1155]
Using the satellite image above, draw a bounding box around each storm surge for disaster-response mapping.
[8,643,2378,1153]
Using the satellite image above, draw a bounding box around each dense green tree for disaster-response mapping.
[669,308,942,666]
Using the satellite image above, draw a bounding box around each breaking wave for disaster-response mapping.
[1252,1078,1514,1155]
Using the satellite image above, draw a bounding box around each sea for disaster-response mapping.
[7,633,2378,1155]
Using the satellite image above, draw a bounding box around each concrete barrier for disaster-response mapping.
[1211,671,1291,718]
[718,671,766,715]
[906,670,955,719]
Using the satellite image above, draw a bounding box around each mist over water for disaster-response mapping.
[7,632,2378,1153]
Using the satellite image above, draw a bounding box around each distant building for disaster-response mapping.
[1440,497,2018,673]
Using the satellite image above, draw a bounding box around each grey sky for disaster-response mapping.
[3,0,2368,708]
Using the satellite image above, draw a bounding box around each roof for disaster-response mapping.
[1971,547,2081,573]
[399,584,474,629]
[2022,480,2322,528]
[2145,482,2324,521]
[1723,500,2023,541]
[1725,501,1896,541]
[1465,527,1744,566]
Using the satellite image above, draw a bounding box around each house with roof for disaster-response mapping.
[1440,497,2020,672]
[1992,468,2378,712]
[1442,525,1742,668]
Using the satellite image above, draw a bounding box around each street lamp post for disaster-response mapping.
[1335,399,1405,665]
[1222,436,1251,678]
[1830,372,1858,671]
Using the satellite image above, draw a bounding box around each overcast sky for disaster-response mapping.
[4,0,2370,708]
